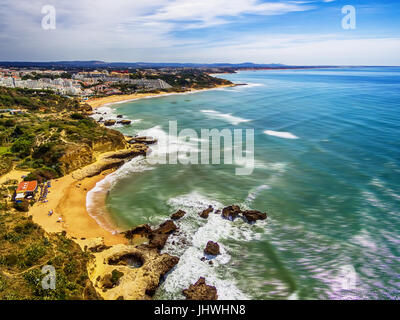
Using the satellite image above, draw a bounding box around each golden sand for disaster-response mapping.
[86,84,236,109]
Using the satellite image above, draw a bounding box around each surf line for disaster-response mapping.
[146,120,255,176]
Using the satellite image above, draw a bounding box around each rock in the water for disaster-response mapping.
[145,220,178,251]
[148,233,170,251]
[199,206,213,219]
[171,209,186,220]
[222,205,241,220]
[117,119,132,125]
[117,115,123,118]
[154,220,177,234]
[242,210,267,222]
[128,136,158,145]
[204,241,220,256]
[104,120,116,126]
[123,224,153,239]
[182,277,218,300]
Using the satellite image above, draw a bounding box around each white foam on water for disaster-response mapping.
[370,178,400,201]
[352,229,378,251]
[90,106,142,127]
[86,156,154,233]
[138,125,200,165]
[158,191,265,300]
[86,123,203,232]
[264,130,299,139]
[245,184,271,203]
[201,109,250,125]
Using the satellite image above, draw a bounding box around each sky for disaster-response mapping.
[0,0,399,65]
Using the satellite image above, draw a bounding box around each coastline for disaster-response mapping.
[27,83,237,246]
[86,83,236,109]
[4,82,240,248]
[28,150,133,246]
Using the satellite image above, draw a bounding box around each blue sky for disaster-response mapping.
[0,0,399,65]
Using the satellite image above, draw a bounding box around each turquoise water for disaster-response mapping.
[89,68,400,299]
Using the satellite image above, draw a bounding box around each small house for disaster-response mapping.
[15,180,38,202]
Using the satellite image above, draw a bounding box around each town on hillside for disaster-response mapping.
[0,66,233,98]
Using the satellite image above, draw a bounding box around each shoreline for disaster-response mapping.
[28,83,238,246]
[28,150,130,247]
[87,83,237,109]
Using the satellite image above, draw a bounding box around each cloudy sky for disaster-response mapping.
[0,0,399,65]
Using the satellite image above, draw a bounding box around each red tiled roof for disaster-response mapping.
[16,180,38,193]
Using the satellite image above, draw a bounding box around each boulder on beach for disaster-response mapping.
[182,277,218,300]
[221,205,241,220]
[171,209,186,220]
[204,241,220,256]
[242,210,267,222]
[199,206,213,219]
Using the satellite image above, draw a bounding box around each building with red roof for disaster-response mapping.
[16,180,38,194]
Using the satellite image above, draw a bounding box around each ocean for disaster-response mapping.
[88,67,400,300]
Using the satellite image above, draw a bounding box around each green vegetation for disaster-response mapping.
[0,87,125,178]
[144,70,231,89]
[0,210,99,299]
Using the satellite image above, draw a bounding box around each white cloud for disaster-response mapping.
[0,0,398,65]
[142,0,312,29]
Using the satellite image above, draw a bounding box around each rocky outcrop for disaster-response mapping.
[105,145,148,160]
[124,220,178,251]
[128,136,158,145]
[242,210,267,222]
[154,220,178,234]
[104,120,116,126]
[58,144,94,175]
[204,241,220,256]
[220,205,267,223]
[123,224,152,239]
[72,143,148,180]
[221,205,242,220]
[182,278,218,300]
[200,206,213,219]
[148,233,170,251]
[117,120,132,125]
[171,210,186,220]
[88,243,179,300]
[91,131,126,152]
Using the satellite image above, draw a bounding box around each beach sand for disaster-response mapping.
[24,84,236,247]
[86,84,236,109]
[29,163,126,246]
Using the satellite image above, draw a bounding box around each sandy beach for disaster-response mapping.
[87,84,236,109]
[29,169,126,245]
[28,148,131,246]
[25,84,235,247]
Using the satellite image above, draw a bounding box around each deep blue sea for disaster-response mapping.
[89,67,400,299]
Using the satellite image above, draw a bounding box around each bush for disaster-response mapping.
[24,243,47,266]
[70,113,84,120]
